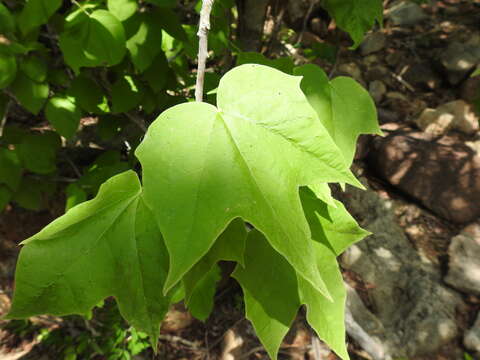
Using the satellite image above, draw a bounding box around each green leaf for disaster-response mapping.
[111,75,142,113]
[145,0,178,9]
[0,53,17,89]
[187,264,221,321]
[65,183,87,212]
[45,95,82,139]
[143,53,169,92]
[0,3,15,34]
[295,64,381,167]
[236,53,294,74]
[472,68,480,77]
[19,55,47,83]
[321,0,383,48]
[78,151,130,196]
[156,8,188,42]
[60,10,127,72]
[16,132,61,174]
[126,13,163,73]
[18,0,62,35]
[136,64,360,297]
[10,73,49,115]
[13,176,55,210]
[0,185,12,212]
[0,148,22,191]
[7,171,172,349]
[108,0,138,21]
[300,187,369,256]
[68,75,110,114]
[233,229,351,360]
[183,218,247,303]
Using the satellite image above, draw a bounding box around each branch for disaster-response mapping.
[195,0,215,102]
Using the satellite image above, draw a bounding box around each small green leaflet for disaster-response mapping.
[111,75,142,113]
[136,64,360,298]
[6,171,171,349]
[20,55,47,83]
[16,132,61,175]
[322,0,383,48]
[0,148,22,191]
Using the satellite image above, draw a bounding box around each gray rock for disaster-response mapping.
[368,131,480,223]
[337,62,364,84]
[465,313,480,353]
[445,223,480,295]
[369,80,387,103]
[441,42,480,85]
[360,32,387,56]
[387,1,427,26]
[337,184,462,358]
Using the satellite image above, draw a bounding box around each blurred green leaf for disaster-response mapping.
[68,75,110,114]
[65,183,87,212]
[0,3,15,34]
[108,0,138,21]
[0,148,22,191]
[10,73,49,115]
[236,52,294,74]
[45,95,82,139]
[19,55,47,83]
[18,0,62,35]
[17,132,61,174]
[0,185,12,212]
[126,13,164,73]
[111,75,142,113]
[60,10,127,72]
[13,176,55,210]
[0,53,17,89]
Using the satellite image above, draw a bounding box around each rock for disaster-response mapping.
[415,100,479,137]
[368,131,480,223]
[365,65,390,83]
[337,62,364,84]
[387,1,427,26]
[386,51,403,67]
[403,63,441,90]
[385,91,408,101]
[465,313,480,353]
[369,80,387,103]
[461,72,480,103]
[360,32,387,56]
[441,42,480,85]
[337,184,463,358]
[445,223,480,295]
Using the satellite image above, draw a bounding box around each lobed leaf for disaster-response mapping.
[6,171,171,349]
[136,64,361,300]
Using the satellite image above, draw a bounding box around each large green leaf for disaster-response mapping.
[7,171,171,348]
[60,10,126,72]
[10,73,49,115]
[295,64,381,167]
[0,53,17,89]
[136,64,360,298]
[186,264,221,321]
[321,0,383,48]
[233,229,352,360]
[45,95,82,139]
[126,13,164,73]
[18,0,62,35]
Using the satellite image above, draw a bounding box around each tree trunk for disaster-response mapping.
[236,0,270,52]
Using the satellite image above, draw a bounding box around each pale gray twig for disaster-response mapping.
[195,0,215,102]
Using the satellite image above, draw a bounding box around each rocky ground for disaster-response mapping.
[1,0,480,359]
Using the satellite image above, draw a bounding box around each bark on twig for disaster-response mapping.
[195,0,215,102]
